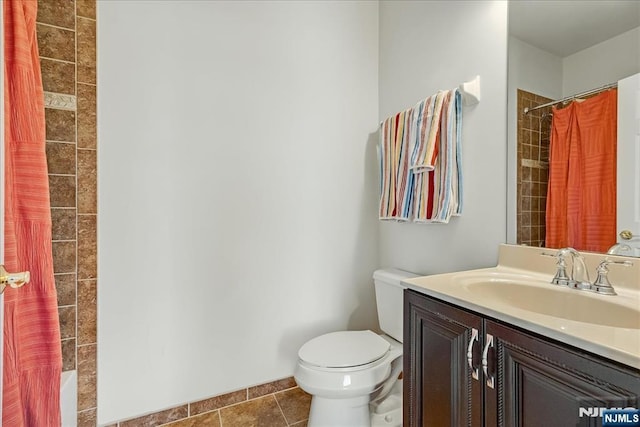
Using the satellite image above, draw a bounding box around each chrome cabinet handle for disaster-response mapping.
[0,265,30,293]
[466,328,479,380]
[481,333,495,389]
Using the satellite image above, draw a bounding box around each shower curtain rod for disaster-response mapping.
[523,82,618,114]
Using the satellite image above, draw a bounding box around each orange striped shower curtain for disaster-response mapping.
[546,89,617,253]
[4,0,62,425]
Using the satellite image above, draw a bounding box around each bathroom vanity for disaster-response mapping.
[402,244,640,426]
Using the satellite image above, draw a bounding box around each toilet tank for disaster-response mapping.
[373,268,418,343]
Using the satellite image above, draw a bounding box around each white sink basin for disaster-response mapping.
[463,279,640,329]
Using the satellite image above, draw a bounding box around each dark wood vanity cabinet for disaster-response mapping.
[403,289,484,426]
[404,289,640,427]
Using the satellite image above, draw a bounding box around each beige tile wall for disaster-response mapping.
[36,0,97,424]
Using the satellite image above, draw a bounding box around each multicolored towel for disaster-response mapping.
[379,108,414,221]
[379,88,463,223]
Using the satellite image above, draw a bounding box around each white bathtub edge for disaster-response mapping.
[61,370,77,427]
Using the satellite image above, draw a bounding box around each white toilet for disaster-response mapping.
[294,269,417,427]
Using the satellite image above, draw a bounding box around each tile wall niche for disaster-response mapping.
[36,0,97,425]
[516,89,553,247]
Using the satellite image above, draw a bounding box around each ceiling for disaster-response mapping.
[509,0,640,57]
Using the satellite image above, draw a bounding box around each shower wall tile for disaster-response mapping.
[37,0,75,29]
[76,0,96,19]
[59,306,76,339]
[77,18,96,84]
[36,24,75,62]
[77,84,97,149]
[78,344,97,411]
[44,92,77,110]
[55,273,76,307]
[46,142,76,174]
[77,215,97,280]
[52,240,76,274]
[516,89,552,247]
[77,280,97,345]
[45,108,76,142]
[77,409,97,427]
[119,405,189,427]
[49,175,76,207]
[51,207,76,241]
[38,1,97,424]
[78,149,97,213]
[62,338,76,371]
[41,58,75,94]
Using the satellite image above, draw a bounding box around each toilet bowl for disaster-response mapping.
[294,269,417,427]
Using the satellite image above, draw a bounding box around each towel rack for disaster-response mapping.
[381,75,481,126]
[459,75,481,106]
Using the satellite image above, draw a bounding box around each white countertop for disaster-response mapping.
[402,244,640,370]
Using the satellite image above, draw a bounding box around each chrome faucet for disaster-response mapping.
[546,250,571,286]
[607,243,633,256]
[592,258,633,295]
[543,248,633,295]
[553,248,591,290]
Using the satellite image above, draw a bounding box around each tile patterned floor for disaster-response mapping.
[163,390,310,427]
[109,377,311,427]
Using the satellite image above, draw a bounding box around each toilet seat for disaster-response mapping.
[298,330,390,369]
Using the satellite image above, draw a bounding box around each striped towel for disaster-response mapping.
[431,89,463,223]
[411,91,446,173]
[379,88,463,223]
[412,91,444,222]
[433,90,455,222]
[379,108,414,221]
[452,89,463,216]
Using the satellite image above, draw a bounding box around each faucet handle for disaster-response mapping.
[591,259,633,296]
[543,251,572,286]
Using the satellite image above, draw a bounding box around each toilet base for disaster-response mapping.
[307,395,370,427]
[306,380,403,427]
[370,379,402,427]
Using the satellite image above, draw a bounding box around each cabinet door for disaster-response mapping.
[485,320,640,427]
[404,290,484,427]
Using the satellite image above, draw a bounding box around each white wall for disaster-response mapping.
[508,37,563,100]
[563,27,640,96]
[506,37,562,243]
[378,1,509,274]
[97,1,379,423]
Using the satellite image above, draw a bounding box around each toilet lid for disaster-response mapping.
[298,330,390,368]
